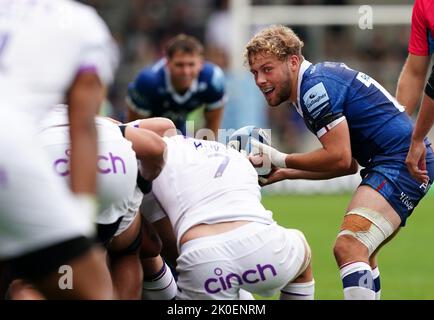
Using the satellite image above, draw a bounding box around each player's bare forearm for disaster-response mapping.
[204,107,223,140]
[283,159,358,180]
[285,120,352,172]
[249,121,352,172]
[285,148,351,172]
[259,159,358,186]
[412,94,434,142]
[67,72,104,194]
[396,54,430,116]
[124,126,167,181]
[137,118,177,137]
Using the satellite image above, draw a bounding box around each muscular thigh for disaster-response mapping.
[347,185,402,230]
[338,182,407,257]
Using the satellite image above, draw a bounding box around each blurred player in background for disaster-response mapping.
[0,0,117,298]
[395,0,434,183]
[245,25,434,300]
[141,132,314,300]
[126,34,226,139]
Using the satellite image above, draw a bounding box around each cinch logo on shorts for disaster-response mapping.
[204,264,277,294]
[53,149,127,177]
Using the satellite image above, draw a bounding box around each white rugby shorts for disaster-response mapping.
[139,191,166,223]
[111,186,143,237]
[176,222,309,300]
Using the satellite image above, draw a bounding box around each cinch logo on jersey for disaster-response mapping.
[303,82,330,117]
[204,264,277,294]
[53,149,127,177]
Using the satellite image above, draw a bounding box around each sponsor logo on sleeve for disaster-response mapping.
[302,82,330,115]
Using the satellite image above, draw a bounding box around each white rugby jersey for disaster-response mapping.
[0,0,117,123]
[151,135,274,247]
[38,104,123,144]
[37,105,138,220]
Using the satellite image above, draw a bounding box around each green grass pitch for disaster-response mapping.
[259,193,434,300]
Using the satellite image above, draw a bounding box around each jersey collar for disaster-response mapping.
[164,64,199,105]
[292,59,312,117]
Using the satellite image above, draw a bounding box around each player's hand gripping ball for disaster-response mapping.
[228,125,272,176]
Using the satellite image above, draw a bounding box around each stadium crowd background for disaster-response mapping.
[78,0,432,195]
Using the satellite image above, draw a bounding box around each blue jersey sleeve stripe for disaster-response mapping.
[205,95,227,111]
[316,116,346,138]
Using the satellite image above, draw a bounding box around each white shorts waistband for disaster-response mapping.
[180,221,275,253]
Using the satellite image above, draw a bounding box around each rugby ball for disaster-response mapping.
[228,125,272,176]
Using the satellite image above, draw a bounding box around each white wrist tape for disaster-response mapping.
[251,139,287,168]
[271,149,287,168]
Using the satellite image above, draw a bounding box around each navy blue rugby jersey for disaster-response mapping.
[292,60,430,167]
[127,58,226,133]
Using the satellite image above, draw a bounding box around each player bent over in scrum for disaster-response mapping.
[124,118,179,300]
[7,106,167,299]
[41,106,168,299]
[137,131,314,300]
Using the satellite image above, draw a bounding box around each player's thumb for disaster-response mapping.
[418,149,427,170]
[250,138,266,155]
[249,154,263,167]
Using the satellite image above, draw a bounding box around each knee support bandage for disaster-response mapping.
[337,207,395,256]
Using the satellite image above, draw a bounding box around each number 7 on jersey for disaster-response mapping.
[209,154,230,178]
[0,33,10,71]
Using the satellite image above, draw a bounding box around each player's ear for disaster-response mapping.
[287,55,300,71]
[198,56,204,68]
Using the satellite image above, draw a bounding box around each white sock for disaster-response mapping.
[142,263,177,300]
[372,266,381,300]
[280,280,315,300]
[340,262,375,300]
